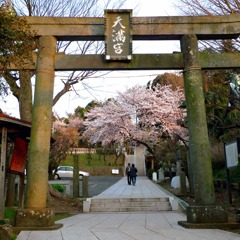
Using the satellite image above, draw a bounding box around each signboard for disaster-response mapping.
[224,141,239,169]
[112,169,119,174]
[105,9,132,61]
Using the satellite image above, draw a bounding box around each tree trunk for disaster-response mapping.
[19,70,34,121]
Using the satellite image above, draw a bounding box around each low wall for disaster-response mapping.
[69,148,96,154]
[80,166,124,176]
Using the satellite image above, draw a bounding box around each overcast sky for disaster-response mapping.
[1,0,180,118]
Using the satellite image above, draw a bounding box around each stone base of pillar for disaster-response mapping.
[178,205,240,229]
[187,205,228,223]
[14,208,62,230]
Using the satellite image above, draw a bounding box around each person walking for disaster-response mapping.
[130,163,138,186]
[125,163,131,185]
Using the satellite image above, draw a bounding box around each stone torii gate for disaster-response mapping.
[11,12,240,228]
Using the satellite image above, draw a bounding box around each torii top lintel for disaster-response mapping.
[24,14,240,41]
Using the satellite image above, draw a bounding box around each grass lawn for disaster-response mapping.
[59,153,125,176]
[54,213,75,221]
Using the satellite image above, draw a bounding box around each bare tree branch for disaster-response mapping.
[173,0,240,53]
[2,0,128,117]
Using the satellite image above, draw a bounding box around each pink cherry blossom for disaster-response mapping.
[84,85,187,153]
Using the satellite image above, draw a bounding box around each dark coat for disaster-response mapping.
[130,166,138,177]
[126,165,131,175]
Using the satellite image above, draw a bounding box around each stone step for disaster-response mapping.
[91,201,171,208]
[91,197,169,203]
[90,203,172,210]
[90,206,172,212]
[90,198,172,212]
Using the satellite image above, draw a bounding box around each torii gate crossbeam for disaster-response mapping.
[9,14,240,72]
[9,52,240,71]
[25,15,240,41]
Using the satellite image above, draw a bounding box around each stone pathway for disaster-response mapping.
[17,177,240,240]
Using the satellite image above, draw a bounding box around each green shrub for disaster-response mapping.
[4,208,15,225]
[229,165,240,183]
[147,169,155,179]
[51,184,64,193]
[0,219,6,224]
[213,168,226,180]
[213,165,240,183]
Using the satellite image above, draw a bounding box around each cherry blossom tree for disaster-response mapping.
[84,85,187,156]
[49,116,84,179]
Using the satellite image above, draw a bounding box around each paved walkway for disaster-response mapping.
[17,177,240,240]
[92,176,168,199]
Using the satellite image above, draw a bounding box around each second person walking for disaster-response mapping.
[130,163,138,186]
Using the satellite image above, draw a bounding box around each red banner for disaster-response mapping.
[9,137,28,175]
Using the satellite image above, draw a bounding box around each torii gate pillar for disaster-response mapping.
[15,36,61,229]
[179,35,228,227]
